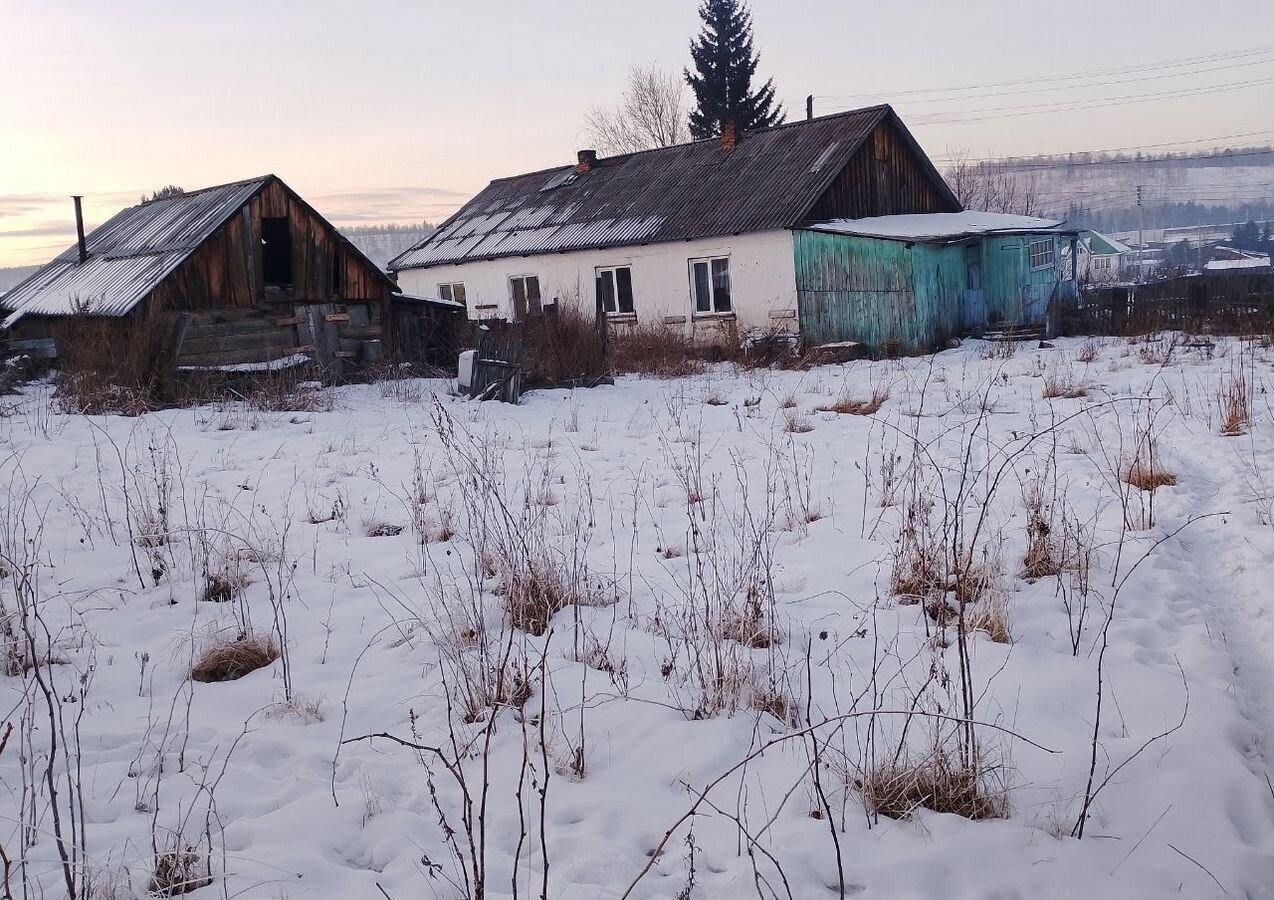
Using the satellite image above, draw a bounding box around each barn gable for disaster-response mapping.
[1,175,394,329]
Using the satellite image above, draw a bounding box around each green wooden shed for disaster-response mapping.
[795,212,1080,351]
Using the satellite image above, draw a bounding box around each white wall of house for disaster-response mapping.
[1072,242,1126,284]
[394,230,799,342]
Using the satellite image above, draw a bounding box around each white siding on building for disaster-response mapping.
[395,230,798,341]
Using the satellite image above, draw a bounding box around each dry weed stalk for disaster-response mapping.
[1219,367,1251,436]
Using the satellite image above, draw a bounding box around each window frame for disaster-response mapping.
[595,265,635,316]
[1028,238,1056,271]
[437,281,467,305]
[688,255,733,315]
[508,274,542,321]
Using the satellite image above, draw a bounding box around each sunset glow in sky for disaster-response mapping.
[3,0,1272,266]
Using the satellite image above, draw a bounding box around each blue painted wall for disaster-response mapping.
[794,229,1076,350]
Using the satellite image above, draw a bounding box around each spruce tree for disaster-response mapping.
[684,0,784,140]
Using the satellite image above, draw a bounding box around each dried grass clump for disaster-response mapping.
[503,558,616,636]
[783,411,814,433]
[364,521,405,537]
[1220,370,1251,436]
[718,599,780,649]
[1022,487,1060,579]
[859,745,1008,821]
[1041,375,1087,400]
[967,588,1012,644]
[1076,338,1100,363]
[1122,445,1178,492]
[750,684,797,726]
[201,570,248,603]
[610,323,706,378]
[246,377,332,413]
[817,385,888,416]
[704,391,729,407]
[191,633,278,683]
[148,844,212,896]
[377,375,427,404]
[890,501,943,604]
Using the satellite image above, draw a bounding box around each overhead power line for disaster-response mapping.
[895,75,1274,125]
[826,54,1274,106]
[818,43,1274,101]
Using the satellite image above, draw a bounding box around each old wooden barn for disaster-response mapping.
[0,175,460,380]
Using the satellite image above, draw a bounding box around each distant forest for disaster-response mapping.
[340,222,435,236]
[1063,200,1274,234]
[995,145,1274,234]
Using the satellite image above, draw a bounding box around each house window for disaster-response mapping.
[438,282,467,305]
[331,251,343,296]
[965,244,982,291]
[261,217,292,285]
[690,256,731,314]
[509,275,541,320]
[596,266,634,315]
[1028,239,1055,270]
[1093,257,1110,272]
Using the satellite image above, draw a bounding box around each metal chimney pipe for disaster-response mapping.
[72,195,87,264]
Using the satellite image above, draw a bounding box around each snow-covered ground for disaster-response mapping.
[3,337,1274,899]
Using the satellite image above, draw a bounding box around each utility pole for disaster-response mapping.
[1137,185,1145,282]
[1197,223,1203,274]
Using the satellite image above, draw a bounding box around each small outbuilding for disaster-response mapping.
[795,212,1080,349]
[0,175,444,378]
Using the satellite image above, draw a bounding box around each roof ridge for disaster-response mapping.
[484,104,896,184]
[135,175,272,207]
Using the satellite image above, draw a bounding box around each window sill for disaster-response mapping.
[606,312,638,323]
[692,311,736,321]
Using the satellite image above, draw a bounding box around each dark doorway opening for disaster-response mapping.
[262,217,292,285]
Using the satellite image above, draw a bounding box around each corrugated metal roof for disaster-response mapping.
[2,177,268,327]
[391,105,939,271]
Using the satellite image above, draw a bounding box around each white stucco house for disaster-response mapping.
[388,104,963,347]
[1076,230,1132,284]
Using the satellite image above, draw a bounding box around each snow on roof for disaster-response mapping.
[392,292,466,310]
[809,211,1069,242]
[1084,230,1133,256]
[1205,256,1271,271]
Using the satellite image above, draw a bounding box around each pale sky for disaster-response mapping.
[2,0,1272,266]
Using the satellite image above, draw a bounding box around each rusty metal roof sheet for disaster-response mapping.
[2,177,268,327]
[391,105,952,271]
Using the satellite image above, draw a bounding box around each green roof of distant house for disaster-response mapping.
[1084,230,1132,256]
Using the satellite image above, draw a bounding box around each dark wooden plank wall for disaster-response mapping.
[148,180,388,314]
[807,119,960,222]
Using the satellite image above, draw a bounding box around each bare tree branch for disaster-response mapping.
[584,64,688,155]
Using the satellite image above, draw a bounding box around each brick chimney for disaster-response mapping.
[577,149,598,174]
[721,121,738,152]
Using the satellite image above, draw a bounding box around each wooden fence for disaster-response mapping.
[1058,273,1274,336]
